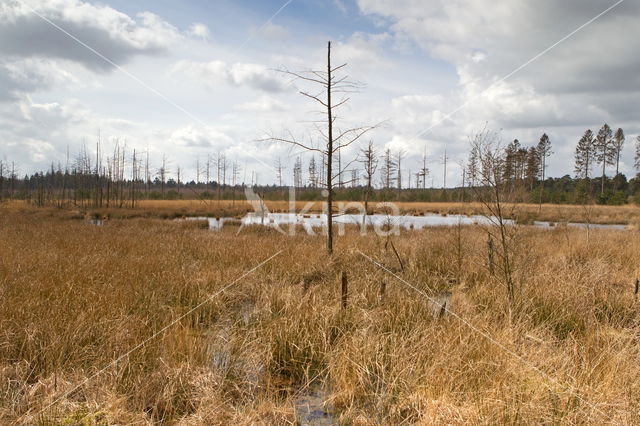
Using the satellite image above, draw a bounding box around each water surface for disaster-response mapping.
[185,213,628,231]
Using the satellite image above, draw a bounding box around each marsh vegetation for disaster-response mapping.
[1,204,640,424]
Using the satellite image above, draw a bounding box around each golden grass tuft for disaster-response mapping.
[1,205,640,423]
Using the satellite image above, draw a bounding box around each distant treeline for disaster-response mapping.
[2,123,639,207]
[1,168,639,207]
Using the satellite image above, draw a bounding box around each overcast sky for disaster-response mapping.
[0,0,638,186]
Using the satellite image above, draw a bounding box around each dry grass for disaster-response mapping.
[1,206,640,424]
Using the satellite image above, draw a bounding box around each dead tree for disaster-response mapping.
[130,149,138,208]
[158,154,168,198]
[396,149,406,193]
[468,128,518,307]
[144,148,151,198]
[176,165,182,197]
[206,154,212,188]
[308,156,318,188]
[442,149,448,189]
[196,157,201,185]
[275,158,285,187]
[359,140,378,225]
[380,148,396,189]
[216,151,222,202]
[0,160,4,202]
[419,145,429,189]
[232,160,241,205]
[293,157,303,188]
[264,41,378,254]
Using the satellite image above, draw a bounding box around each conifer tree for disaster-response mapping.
[613,128,625,176]
[574,129,595,179]
[536,133,552,206]
[634,135,640,175]
[595,123,615,194]
[525,146,539,191]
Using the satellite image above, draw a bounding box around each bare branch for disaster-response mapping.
[331,63,348,73]
[277,68,327,86]
[332,122,383,152]
[300,91,328,108]
[332,97,350,110]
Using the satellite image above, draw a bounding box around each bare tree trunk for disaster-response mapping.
[264,41,377,255]
[326,41,334,255]
[601,159,606,195]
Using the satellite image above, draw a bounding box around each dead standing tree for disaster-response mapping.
[264,41,378,254]
[359,140,378,227]
[468,128,519,308]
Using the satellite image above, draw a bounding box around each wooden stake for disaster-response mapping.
[438,300,448,318]
[341,271,348,309]
[487,234,495,275]
[378,280,386,304]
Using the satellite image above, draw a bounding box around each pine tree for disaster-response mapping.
[595,123,615,194]
[525,146,539,191]
[515,147,527,181]
[635,135,640,175]
[613,128,624,176]
[537,133,552,182]
[574,129,594,179]
[536,133,552,207]
[502,139,519,186]
[0,160,4,201]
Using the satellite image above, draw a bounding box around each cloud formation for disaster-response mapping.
[188,22,210,40]
[1,0,639,185]
[172,60,291,93]
[0,0,180,72]
[355,0,640,179]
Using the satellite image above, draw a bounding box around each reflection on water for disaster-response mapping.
[183,213,628,232]
[532,220,627,230]
[294,385,333,425]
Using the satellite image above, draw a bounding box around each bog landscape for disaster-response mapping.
[2,1,640,425]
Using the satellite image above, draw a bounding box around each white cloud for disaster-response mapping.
[259,22,288,40]
[172,60,291,92]
[0,0,181,71]
[169,125,233,148]
[333,32,392,72]
[333,0,348,14]
[188,22,210,40]
[235,95,288,112]
[2,0,640,186]
[356,0,640,98]
[354,0,640,179]
[0,58,79,101]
